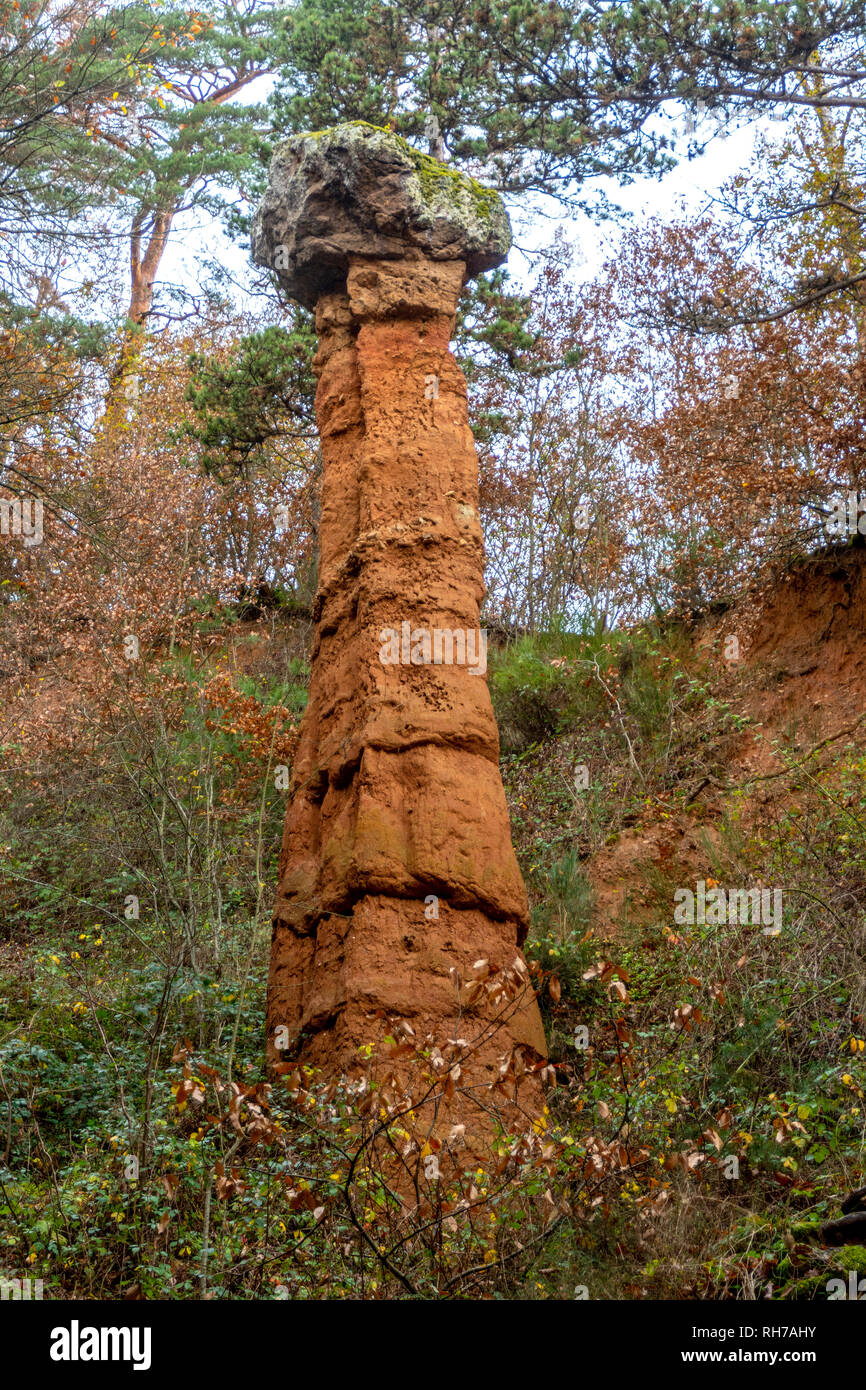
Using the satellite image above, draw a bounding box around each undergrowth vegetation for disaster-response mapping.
[1,616,864,1299]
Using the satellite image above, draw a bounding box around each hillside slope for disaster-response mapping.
[1,549,864,1299]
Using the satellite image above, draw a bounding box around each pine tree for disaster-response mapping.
[0,0,164,435]
[270,0,866,205]
[67,2,286,373]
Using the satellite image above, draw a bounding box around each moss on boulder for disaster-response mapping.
[251,121,510,309]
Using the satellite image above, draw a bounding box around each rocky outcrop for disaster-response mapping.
[252,124,545,1123]
[251,123,510,309]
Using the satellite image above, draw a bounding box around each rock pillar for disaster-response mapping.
[252,124,545,1114]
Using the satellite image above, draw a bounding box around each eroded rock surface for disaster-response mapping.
[253,124,545,1122]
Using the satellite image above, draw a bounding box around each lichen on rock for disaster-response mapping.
[251,121,511,309]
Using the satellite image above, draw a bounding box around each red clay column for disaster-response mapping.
[252,124,546,1131]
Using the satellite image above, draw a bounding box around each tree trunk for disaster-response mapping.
[106,202,176,408]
